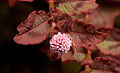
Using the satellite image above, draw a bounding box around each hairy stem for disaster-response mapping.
[87,50,92,60]
[85,50,92,72]
[85,65,91,72]
[48,0,54,10]
[85,14,89,23]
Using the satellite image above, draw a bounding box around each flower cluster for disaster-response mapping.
[49,32,72,53]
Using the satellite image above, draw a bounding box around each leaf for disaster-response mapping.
[55,0,98,15]
[72,52,86,62]
[92,57,120,73]
[48,49,61,61]
[66,46,93,65]
[89,7,120,29]
[97,40,120,56]
[97,28,120,56]
[60,13,73,32]
[73,19,96,33]
[8,0,33,7]
[72,14,86,21]
[110,28,120,41]
[39,41,62,61]
[61,50,86,62]
[91,69,114,73]
[61,50,73,62]
[52,9,73,32]
[70,19,109,48]
[13,11,50,45]
[92,51,120,64]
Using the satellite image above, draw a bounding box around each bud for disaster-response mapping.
[50,32,72,53]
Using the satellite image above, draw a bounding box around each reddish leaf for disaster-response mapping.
[73,19,96,33]
[48,49,61,61]
[60,13,73,32]
[52,9,73,32]
[93,51,120,64]
[55,0,98,15]
[70,19,109,48]
[89,7,120,29]
[92,57,120,73]
[97,28,120,56]
[110,28,120,41]
[40,42,61,61]
[61,50,73,62]
[13,11,50,45]
[8,0,33,7]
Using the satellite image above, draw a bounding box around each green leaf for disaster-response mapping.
[91,69,114,73]
[56,0,98,15]
[61,50,86,62]
[72,52,86,62]
[97,40,120,56]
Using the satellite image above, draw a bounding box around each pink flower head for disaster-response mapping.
[50,32,72,53]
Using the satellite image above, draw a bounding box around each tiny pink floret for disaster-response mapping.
[50,32,72,53]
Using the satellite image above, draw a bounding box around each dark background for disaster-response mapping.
[0,0,120,73]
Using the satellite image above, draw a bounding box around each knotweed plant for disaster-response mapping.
[12,0,120,72]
